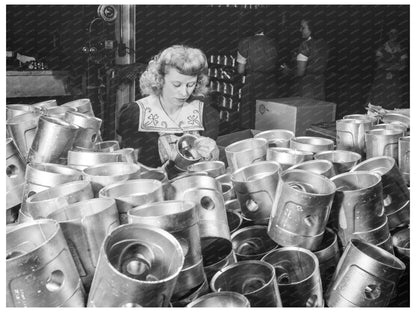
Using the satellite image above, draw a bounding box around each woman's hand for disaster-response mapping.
[194,136,219,161]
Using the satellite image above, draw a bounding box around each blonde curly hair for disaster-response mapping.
[140,45,209,97]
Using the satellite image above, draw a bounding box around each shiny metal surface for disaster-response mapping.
[127,200,205,301]
[87,224,184,307]
[314,150,362,174]
[202,238,236,282]
[287,159,336,178]
[398,136,410,186]
[225,138,268,173]
[6,138,26,211]
[67,150,123,170]
[64,111,102,149]
[6,104,37,120]
[210,260,282,307]
[232,161,281,222]
[372,123,407,134]
[174,134,202,171]
[6,110,42,160]
[261,247,324,307]
[343,114,378,124]
[392,227,410,259]
[44,105,77,118]
[47,198,120,290]
[94,140,120,152]
[114,148,137,163]
[365,128,404,161]
[187,291,250,307]
[268,169,336,250]
[231,225,279,261]
[227,210,243,234]
[290,136,334,154]
[336,118,373,156]
[382,113,410,131]
[62,98,95,116]
[6,219,85,307]
[27,115,79,164]
[83,162,141,196]
[351,156,410,229]
[326,239,406,307]
[266,147,314,170]
[32,99,58,109]
[99,179,164,224]
[22,180,94,221]
[254,129,295,148]
[187,160,226,178]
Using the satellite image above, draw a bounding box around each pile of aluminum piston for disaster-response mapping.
[6,101,410,307]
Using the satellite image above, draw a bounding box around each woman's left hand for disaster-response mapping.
[194,136,219,161]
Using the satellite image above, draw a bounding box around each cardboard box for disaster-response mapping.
[255,97,337,136]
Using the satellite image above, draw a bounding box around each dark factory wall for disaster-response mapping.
[6,4,409,121]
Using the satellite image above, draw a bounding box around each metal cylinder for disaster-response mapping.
[329,171,386,248]
[87,223,184,307]
[372,123,407,134]
[290,136,334,154]
[343,114,378,124]
[216,172,231,184]
[210,260,282,307]
[22,180,94,221]
[173,134,202,171]
[232,161,281,223]
[187,291,251,307]
[114,147,137,163]
[47,198,120,291]
[350,156,410,229]
[261,247,324,307]
[203,239,236,283]
[22,162,83,205]
[326,239,406,307]
[350,217,393,253]
[27,115,80,164]
[227,210,243,234]
[398,136,410,186]
[6,219,86,307]
[382,113,410,132]
[67,150,123,170]
[315,150,362,174]
[220,182,234,201]
[6,138,26,214]
[99,179,164,224]
[391,227,410,259]
[6,110,42,160]
[94,140,120,152]
[267,147,314,170]
[32,99,58,109]
[336,118,373,157]
[225,138,268,173]
[287,159,336,178]
[268,169,336,251]
[83,162,141,196]
[64,111,102,149]
[62,98,95,116]
[313,228,341,293]
[365,128,404,161]
[187,160,226,178]
[231,225,279,261]
[6,104,37,120]
[254,129,295,148]
[127,200,205,301]
[44,105,77,118]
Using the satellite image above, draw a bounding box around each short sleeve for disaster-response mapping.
[201,96,220,140]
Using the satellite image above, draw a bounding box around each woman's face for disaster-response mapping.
[300,20,311,39]
[161,67,198,107]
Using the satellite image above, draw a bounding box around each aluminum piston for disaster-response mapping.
[350,156,410,229]
[227,210,243,234]
[373,123,408,134]
[127,200,205,301]
[94,140,120,152]
[329,171,386,248]
[114,147,137,163]
[44,105,77,118]
[6,110,42,160]
[343,114,378,124]
[170,277,209,307]
[67,150,123,170]
[202,238,236,283]
[47,198,120,291]
[398,136,410,186]
[314,150,362,174]
[382,113,410,131]
[22,180,94,221]
[313,228,341,293]
[225,138,268,173]
[64,111,102,149]
[210,260,282,307]
[231,225,279,261]
[325,239,406,307]
[187,160,226,178]
[290,136,334,154]
[365,128,404,161]
[6,219,86,307]
[6,138,26,211]
[187,291,251,307]
[22,162,83,205]
[62,98,95,116]
[392,227,410,259]
[98,179,164,224]
[268,169,336,250]
[254,129,295,148]
[174,134,202,171]
[32,99,57,109]
[336,118,373,157]
[87,224,184,307]
[232,161,281,222]
[261,247,324,307]
[266,147,314,170]
[28,115,80,164]
[6,104,37,120]
[349,217,393,253]
[83,162,141,196]
[287,159,336,178]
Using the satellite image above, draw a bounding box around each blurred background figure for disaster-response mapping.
[237,21,279,129]
[368,28,408,110]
